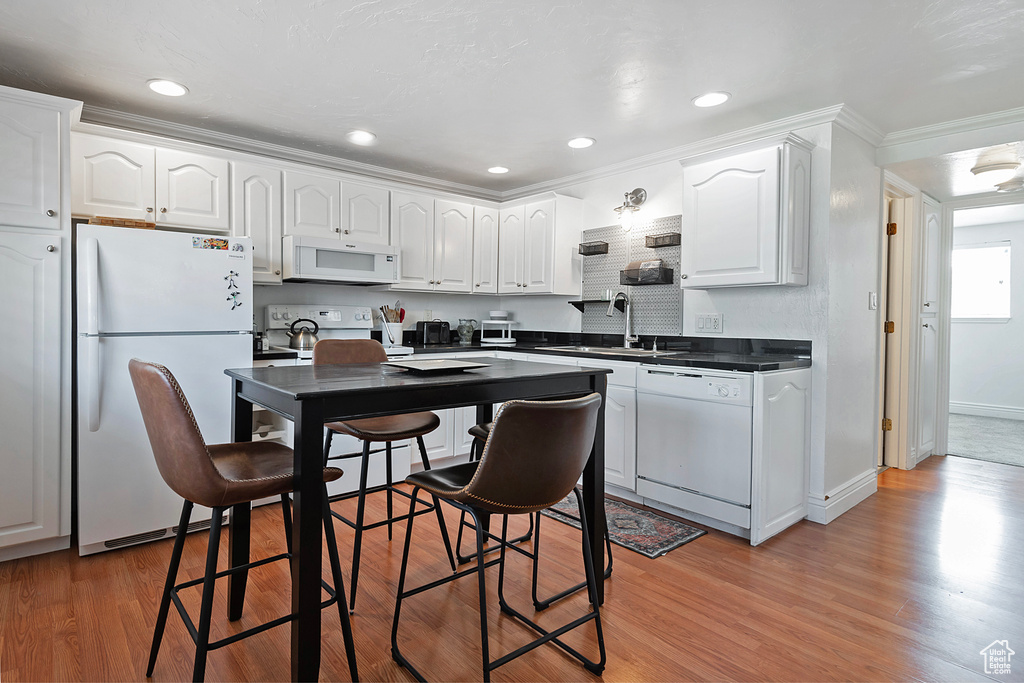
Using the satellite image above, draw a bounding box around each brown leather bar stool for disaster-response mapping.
[391,393,607,682]
[314,339,456,612]
[461,420,614,609]
[128,359,358,683]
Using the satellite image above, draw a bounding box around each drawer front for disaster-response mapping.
[573,358,636,387]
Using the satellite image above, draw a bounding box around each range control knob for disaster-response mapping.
[271,312,280,320]
[283,312,291,320]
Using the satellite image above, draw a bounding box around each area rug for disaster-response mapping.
[541,495,706,559]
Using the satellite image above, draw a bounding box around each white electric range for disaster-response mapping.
[264,303,414,361]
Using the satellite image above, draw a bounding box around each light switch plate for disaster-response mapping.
[695,313,723,333]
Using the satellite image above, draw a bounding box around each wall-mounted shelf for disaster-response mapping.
[568,299,626,313]
[645,232,681,248]
[620,267,673,285]
[578,241,609,256]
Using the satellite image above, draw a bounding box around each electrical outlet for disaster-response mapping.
[424,309,432,320]
[695,313,723,333]
[709,313,723,333]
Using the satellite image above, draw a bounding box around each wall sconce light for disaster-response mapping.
[971,161,1020,187]
[614,188,647,231]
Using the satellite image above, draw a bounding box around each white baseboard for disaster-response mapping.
[0,535,70,562]
[949,401,1024,421]
[806,469,877,524]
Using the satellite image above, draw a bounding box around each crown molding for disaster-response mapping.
[876,106,1024,166]
[502,104,857,201]
[78,105,505,201]
[833,106,885,147]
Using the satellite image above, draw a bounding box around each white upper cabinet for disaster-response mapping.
[473,206,499,294]
[391,193,474,292]
[921,202,941,313]
[72,134,230,232]
[283,169,341,238]
[341,181,390,245]
[433,199,473,293]
[498,194,582,296]
[231,161,282,285]
[156,149,230,231]
[0,100,61,229]
[72,135,155,222]
[680,135,811,288]
[497,205,524,294]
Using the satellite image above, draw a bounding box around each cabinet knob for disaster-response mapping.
[343,229,350,234]
[475,283,481,287]
[46,245,56,252]
[681,274,688,279]
[45,209,56,217]
[333,227,341,233]
[146,207,154,213]
[275,269,281,275]
[924,302,931,307]
[523,284,528,288]
[160,208,167,213]
[923,323,930,329]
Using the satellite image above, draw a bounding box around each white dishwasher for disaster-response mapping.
[636,366,754,528]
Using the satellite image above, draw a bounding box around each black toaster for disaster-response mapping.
[415,320,450,344]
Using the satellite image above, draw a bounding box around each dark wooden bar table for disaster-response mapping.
[224,358,610,681]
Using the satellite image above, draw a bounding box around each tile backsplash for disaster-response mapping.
[581,215,682,336]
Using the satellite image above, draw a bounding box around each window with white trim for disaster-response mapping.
[951,241,1011,320]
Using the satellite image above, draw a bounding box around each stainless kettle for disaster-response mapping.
[287,318,320,350]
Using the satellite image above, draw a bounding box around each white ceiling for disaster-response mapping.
[2,0,1024,195]
[953,203,1024,227]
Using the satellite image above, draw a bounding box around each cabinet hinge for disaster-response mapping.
[886,222,897,236]
[882,418,893,431]
[884,321,895,334]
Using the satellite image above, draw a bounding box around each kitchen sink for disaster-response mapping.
[537,345,670,357]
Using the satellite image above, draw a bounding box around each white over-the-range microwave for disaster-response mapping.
[282,235,398,285]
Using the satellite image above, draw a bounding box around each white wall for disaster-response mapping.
[949,221,1024,415]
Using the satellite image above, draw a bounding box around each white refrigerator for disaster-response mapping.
[76,225,253,555]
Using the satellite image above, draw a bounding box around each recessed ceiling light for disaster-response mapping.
[692,92,731,108]
[567,137,595,149]
[147,79,189,97]
[488,166,509,174]
[346,130,377,146]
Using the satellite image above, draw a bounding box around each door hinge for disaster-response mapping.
[882,418,893,431]
[884,321,895,333]
[886,222,897,236]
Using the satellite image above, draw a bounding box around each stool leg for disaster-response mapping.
[322,487,359,682]
[147,500,193,677]
[322,428,334,466]
[572,488,607,673]
[280,493,293,556]
[385,442,394,541]
[390,488,421,669]
[349,439,372,613]
[469,507,492,682]
[193,506,225,683]
[416,435,456,572]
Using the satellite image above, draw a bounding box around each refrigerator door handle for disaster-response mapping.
[81,236,100,335]
[83,335,101,432]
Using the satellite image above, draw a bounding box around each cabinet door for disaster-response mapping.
[283,170,341,238]
[473,206,499,294]
[155,149,230,231]
[0,101,61,229]
[602,385,637,491]
[917,320,938,456]
[391,191,434,290]
[453,406,478,457]
[522,199,555,293]
[434,199,473,293]
[681,145,781,287]
[0,232,62,548]
[232,161,282,284]
[342,181,390,245]
[418,407,455,462]
[498,205,524,294]
[71,135,155,221]
[921,204,941,312]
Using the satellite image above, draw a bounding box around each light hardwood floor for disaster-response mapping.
[2,455,1022,682]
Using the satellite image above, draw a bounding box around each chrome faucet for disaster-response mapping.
[606,291,639,348]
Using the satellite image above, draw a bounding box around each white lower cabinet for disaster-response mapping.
[601,385,637,491]
[0,232,63,552]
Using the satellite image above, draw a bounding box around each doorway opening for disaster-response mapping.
[946,202,1024,468]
